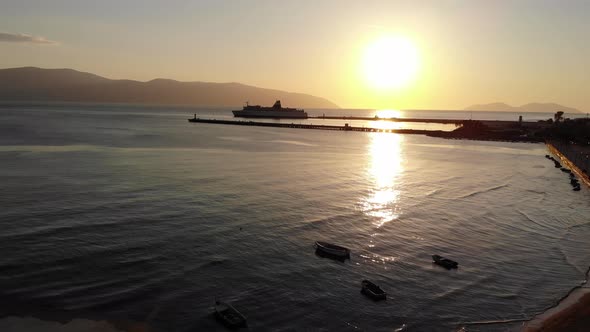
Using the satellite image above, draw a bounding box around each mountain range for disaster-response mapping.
[0,67,338,109]
[465,102,581,113]
[1,67,582,113]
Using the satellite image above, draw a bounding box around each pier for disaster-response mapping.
[188,116,548,143]
[188,118,442,135]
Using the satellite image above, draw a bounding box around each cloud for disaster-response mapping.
[0,32,57,45]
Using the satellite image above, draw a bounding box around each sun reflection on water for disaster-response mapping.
[369,133,403,187]
[360,133,404,229]
[375,109,402,119]
[372,120,403,131]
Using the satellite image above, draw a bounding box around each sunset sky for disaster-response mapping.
[1,0,589,111]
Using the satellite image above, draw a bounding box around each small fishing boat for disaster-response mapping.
[215,300,247,328]
[361,280,387,301]
[315,241,350,259]
[573,185,581,191]
[432,255,459,269]
[561,168,572,173]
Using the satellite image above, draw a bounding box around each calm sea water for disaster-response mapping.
[1,104,589,331]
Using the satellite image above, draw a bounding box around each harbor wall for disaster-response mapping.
[547,141,590,186]
[188,118,543,143]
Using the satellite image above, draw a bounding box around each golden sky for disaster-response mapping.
[1,1,589,111]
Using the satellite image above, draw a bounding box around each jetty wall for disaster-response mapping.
[547,141,590,186]
[189,118,548,143]
[188,118,443,135]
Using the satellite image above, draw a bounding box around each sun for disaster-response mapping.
[363,36,420,90]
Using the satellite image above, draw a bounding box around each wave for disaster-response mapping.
[0,218,145,241]
[425,188,441,197]
[516,209,558,232]
[0,317,125,332]
[60,277,165,311]
[0,242,163,282]
[293,211,361,231]
[555,246,587,276]
[197,259,228,269]
[524,189,546,195]
[524,285,590,331]
[267,140,316,146]
[0,144,248,155]
[432,275,497,301]
[457,183,509,199]
[218,136,251,142]
[567,222,590,231]
[459,317,529,327]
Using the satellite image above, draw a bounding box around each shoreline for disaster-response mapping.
[523,287,590,331]
[519,143,590,331]
[547,142,590,187]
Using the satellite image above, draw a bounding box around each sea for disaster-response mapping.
[0,104,589,332]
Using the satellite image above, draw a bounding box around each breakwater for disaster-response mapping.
[547,141,590,187]
[188,118,444,135]
[188,117,548,143]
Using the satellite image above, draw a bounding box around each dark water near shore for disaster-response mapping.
[1,105,590,331]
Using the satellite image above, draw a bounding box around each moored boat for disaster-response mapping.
[315,241,350,259]
[432,254,459,269]
[215,300,247,328]
[361,280,387,301]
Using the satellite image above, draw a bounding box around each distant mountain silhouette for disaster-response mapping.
[0,67,338,108]
[466,102,580,113]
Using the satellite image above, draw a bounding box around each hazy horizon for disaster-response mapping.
[1,65,586,113]
[1,0,589,111]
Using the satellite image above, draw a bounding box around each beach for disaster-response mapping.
[524,287,590,332]
[521,143,590,332]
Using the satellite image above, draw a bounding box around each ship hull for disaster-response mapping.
[232,110,308,119]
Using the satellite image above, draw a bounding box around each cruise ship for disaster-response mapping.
[232,100,308,119]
